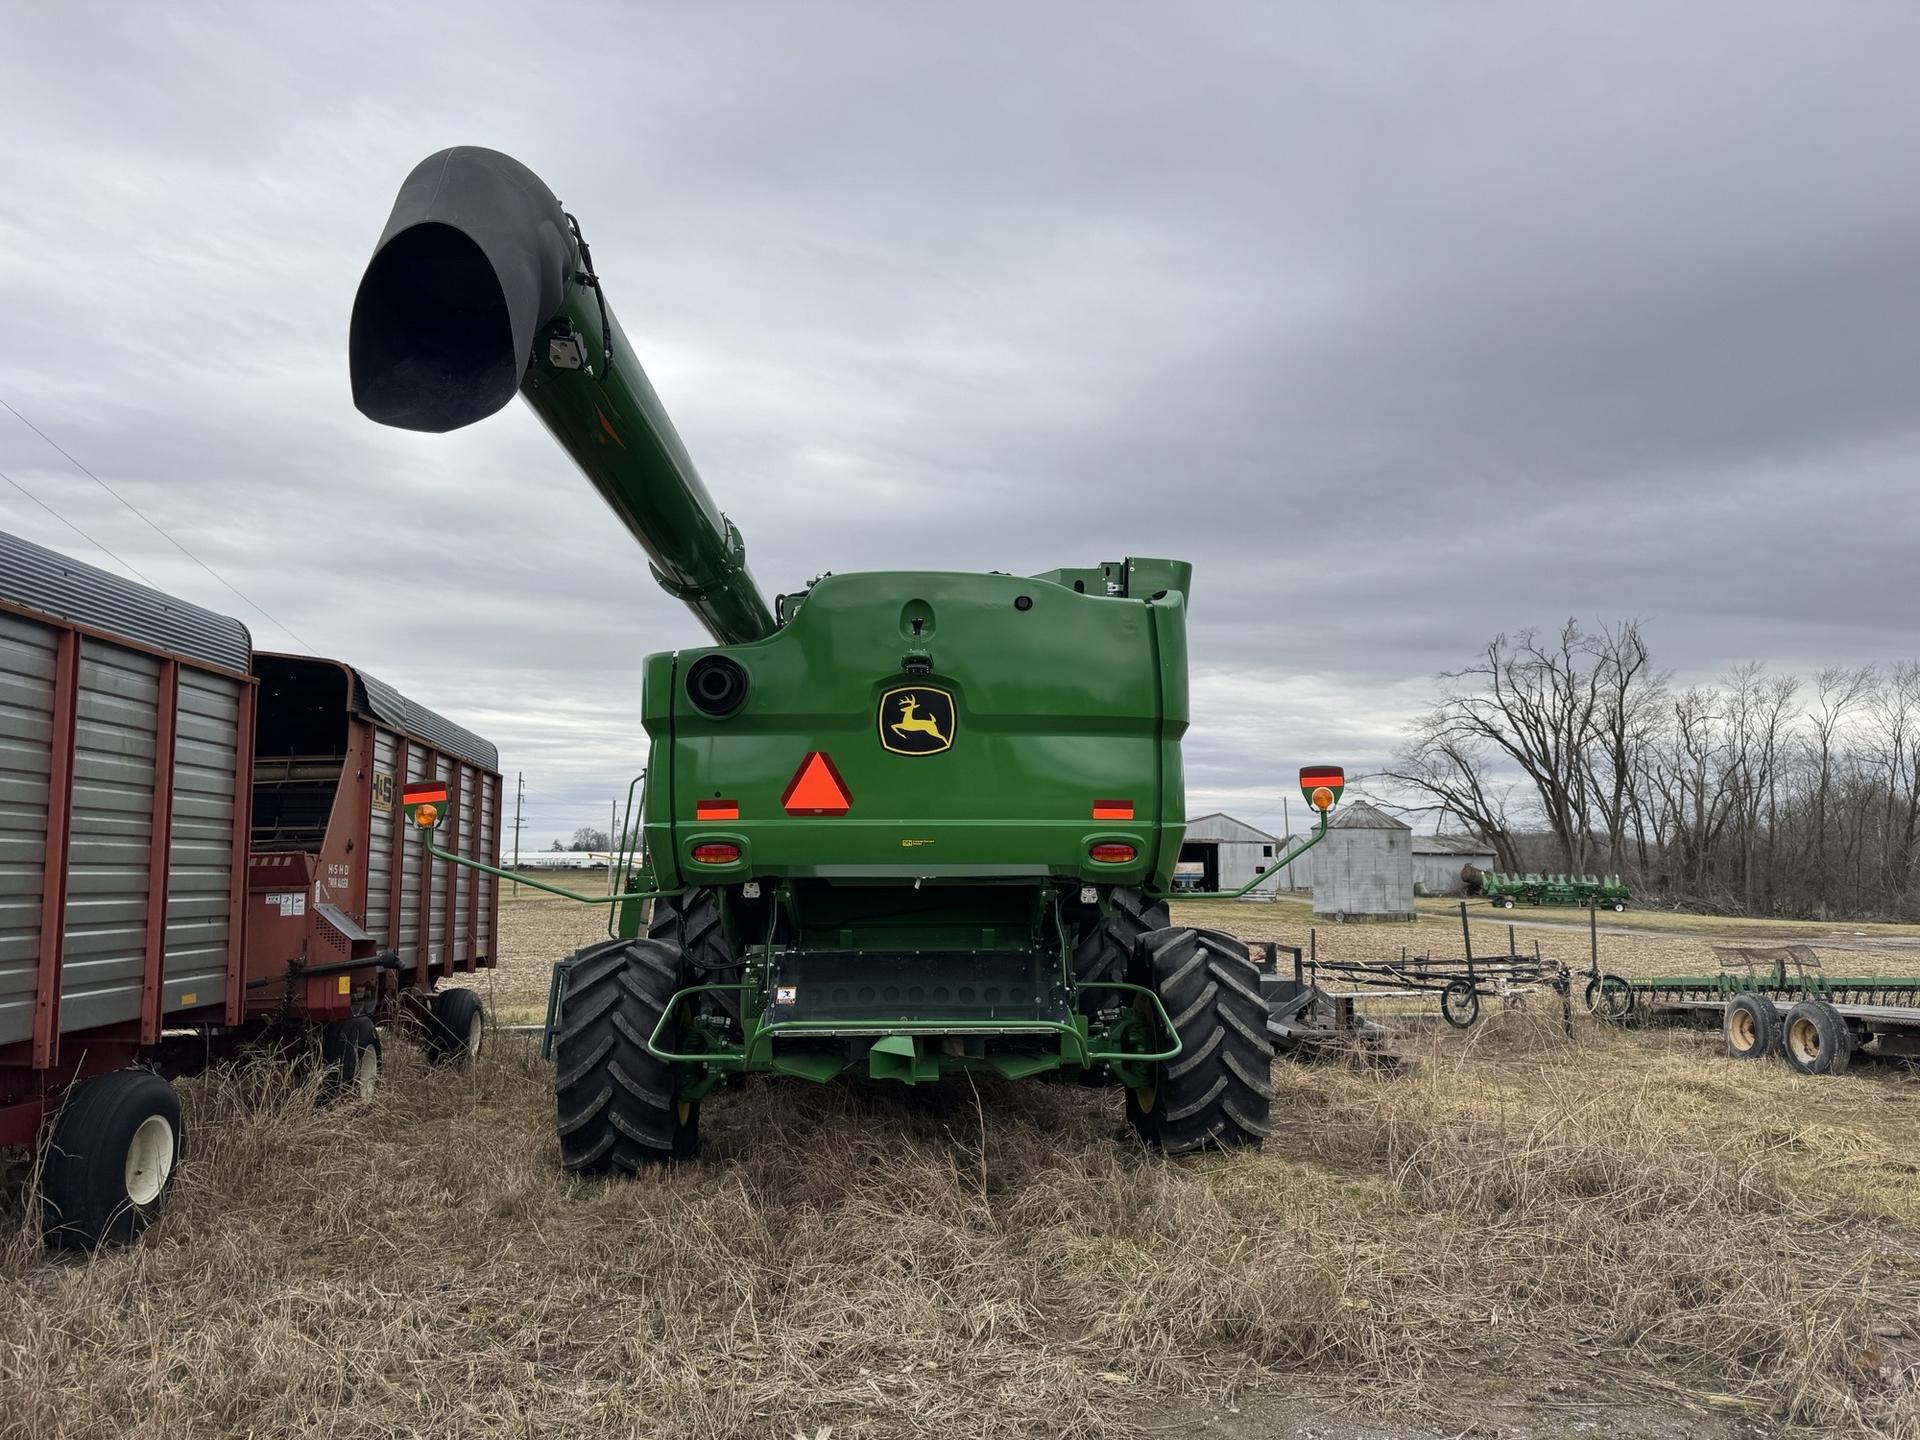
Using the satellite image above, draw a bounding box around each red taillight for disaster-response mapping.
[696,799,739,820]
[1089,842,1136,864]
[691,842,741,865]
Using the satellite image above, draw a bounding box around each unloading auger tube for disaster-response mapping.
[348,146,775,647]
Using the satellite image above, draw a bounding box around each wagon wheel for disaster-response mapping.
[1584,973,1635,1021]
[1440,979,1480,1028]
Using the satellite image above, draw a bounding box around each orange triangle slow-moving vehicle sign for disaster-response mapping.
[782,751,852,816]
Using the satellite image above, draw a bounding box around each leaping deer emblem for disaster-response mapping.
[890,694,947,743]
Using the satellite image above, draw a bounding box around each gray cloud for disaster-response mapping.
[2,2,1915,844]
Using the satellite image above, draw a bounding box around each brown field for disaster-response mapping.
[3,888,1920,1438]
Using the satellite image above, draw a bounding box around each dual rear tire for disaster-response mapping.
[1724,994,1853,1076]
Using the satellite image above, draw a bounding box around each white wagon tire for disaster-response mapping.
[41,1068,183,1249]
[427,988,486,1064]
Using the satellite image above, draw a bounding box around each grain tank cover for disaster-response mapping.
[0,529,250,673]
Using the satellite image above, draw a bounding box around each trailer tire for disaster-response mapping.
[1441,979,1480,1028]
[321,1016,383,1101]
[1074,887,1170,1014]
[1612,902,1627,913]
[648,888,740,1018]
[1782,1000,1853,1077]
[1724,992,1778,1060]
[1123,927,1271,1154]
[1498,897,1515,910]
[552,937,699,1173]
[1584,973,1636,1021]
[426,988,486,1064]
[41,1068,182,1250]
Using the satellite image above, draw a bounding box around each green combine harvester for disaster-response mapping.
[349,147,1340,1171]
[1480,872,1630,912]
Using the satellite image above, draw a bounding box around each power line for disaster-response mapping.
[0,395,316,653]
[0,466,161,587]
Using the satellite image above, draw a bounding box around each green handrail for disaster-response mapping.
[418,830,667,906]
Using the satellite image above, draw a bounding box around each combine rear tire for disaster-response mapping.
[425,988,485,1064]
[551,937,699,1173]
[41,1068,182,1249]
[1124,927,1271,1153]
[1782,1000,1852,1077]
[1724,992,1778,1060]
[1073,887,1169,1014]
[648,888,739,1017]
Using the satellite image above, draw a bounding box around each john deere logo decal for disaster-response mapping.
[879,686,955,755]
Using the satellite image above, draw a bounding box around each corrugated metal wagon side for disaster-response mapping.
[0,531,253,1246]
[0,532,502,1249]
[249,653,500,1059]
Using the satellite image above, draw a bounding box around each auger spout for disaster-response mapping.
[349,146,775,645]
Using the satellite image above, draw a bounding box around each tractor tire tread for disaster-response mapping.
[1128,927,1271,1154]
[552,936,695,1173]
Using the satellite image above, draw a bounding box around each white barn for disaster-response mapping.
[1411,834,1499,896]
[1176,813,1287,895]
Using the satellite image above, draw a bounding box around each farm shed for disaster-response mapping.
[1312,800,1415,922]
[1411,834,1498,896]
[1176,812,1285,894]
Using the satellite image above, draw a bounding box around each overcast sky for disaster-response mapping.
[2,4,1916,843]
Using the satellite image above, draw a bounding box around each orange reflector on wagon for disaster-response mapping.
[1091,799,1134,821]
[696,799,740,821]
[403,782,448,805]
[691,842,741,865]
[1089,842,1137,864]
[781,751,852,816]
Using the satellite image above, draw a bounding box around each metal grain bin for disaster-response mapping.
[1311,800,1416,922]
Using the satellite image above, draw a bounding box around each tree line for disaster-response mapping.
[1385,620,1920,920]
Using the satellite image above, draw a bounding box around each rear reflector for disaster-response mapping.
[1089,842,1137,864]
[691,842,741,865]
[781,751,852,815]
[403,782,448,805]
[696,799,739,820]
[1092,800,1134,821]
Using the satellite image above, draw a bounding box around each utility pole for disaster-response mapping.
[513,771,525,866]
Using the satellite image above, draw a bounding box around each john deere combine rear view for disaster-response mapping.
[349,147,1337,1172]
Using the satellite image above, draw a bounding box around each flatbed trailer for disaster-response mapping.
[1621,945,1920,1075]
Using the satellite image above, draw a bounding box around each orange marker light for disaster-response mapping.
[412,803,439,829]
[1311,786,1335,812]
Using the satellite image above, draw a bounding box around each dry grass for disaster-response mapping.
[3,898,1920,1436]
